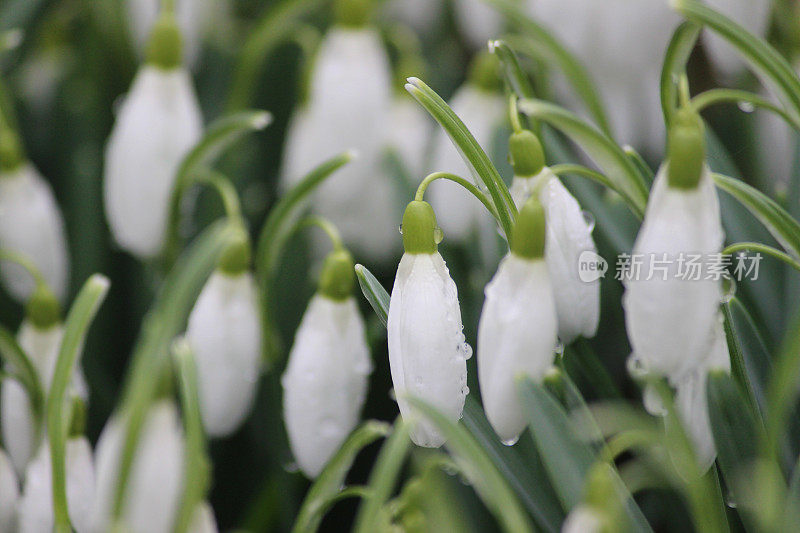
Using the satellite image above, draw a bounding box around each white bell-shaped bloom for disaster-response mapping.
[186,270,262,438]
[428,85,506,241]
[18,437,95,533]
[387,97,432,180]
[703,0,772,79]
[561,505,604,533]
[0,163,69,301]
[0,448,18,532]
[104,64,202,259]
[384,0,443,33]
[189,502,218,533]
[453,0,504,49]
[282,295,372,477]
[90,401,185,533]
[281,26,398,261]
[388,251,471,447]
[478,254,558,443]
[126,0,217,67]
[510,169,600,343]
[2,320,88,475]
[623,165,725,380]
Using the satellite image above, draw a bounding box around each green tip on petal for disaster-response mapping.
[145,12,183,69]
[667,106,705,190]
[68,397,87,438]
[468,51,502,93]
[401,200,438,255]
[0,127,24,172]
[25,284,61,329]
[318,248,355,301]
[218,231,252,275]
[509,129,545,178]
[334,0,372,27]
[511,195,546,260]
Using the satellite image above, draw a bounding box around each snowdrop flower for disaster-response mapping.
[186,234,262,437]
[388,201,471,447]
[0,448,18,533]
[454,0,504,49]
[280,0,398,262]
[561,505,604,533]
[1,286,88,475]
[18,434,95,533]
[703,0,772,79]
[387,96,432,180]
[508,130,600,344]
[189,502,218,533]
[384,0,443,33]
[283,247,372,477]
[126,0,216,67]
[623,109,725,380]
[104,10,203,259]
[478,196,558,444]
[0,128,69,302]
[90,400,185,533]
[428,53,506,241]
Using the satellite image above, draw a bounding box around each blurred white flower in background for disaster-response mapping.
[104,12,203,260]
[90,401,185,533]
[0,449,18,532]
[703,0,773,79]
[454,0,504,49]
[18,436,95,533]
[387,96,432,180]
[189,502,219,533]
[0,163,70,302]
[384,0,443,34]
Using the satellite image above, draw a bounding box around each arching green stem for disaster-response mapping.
[295,216,344,251]
[194,169,242,220]
[414,172,499,221]
[508,94,523,133]
[723,242,800,273]
[549,164,644,219]
[691,89,800,132]
[0,249,47,287]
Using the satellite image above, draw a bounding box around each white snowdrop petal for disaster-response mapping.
[384,0,443,33]
[188,502,218,533]
[1,322,87,476]
[90,401,185,533]
[428,86,506,241]
[282,295,372,477]
[104,65,202,259]
[478,256,557,442]
[387,253,470,448]
[0,164,69,301]
[282,28,398,262]
[454,0,504,49]
[623,166,725,378]
[186,271,262,438]
[561,505,603,533]
[18,437,95,533]
[703,0,772,78]
[0,449,18,533]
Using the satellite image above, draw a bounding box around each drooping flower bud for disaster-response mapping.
[2,288,88,475]
[104,12,203,259]
[18,436,95,533]
[282,248,372,477]
[667,107,706,190]
[186,234,262,438]
[0,448,18,532]
[90,401,185,533]
[387,201,471,447]
[0,162,69,302]
[280,20,398,262]
[428,53,506,242]
[478,197,558,443]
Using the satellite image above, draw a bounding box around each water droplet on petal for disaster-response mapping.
[462,342,473,360]
[721,276,737,303]
[554,341,565,358]
[627,352,648,379]
[434,227,444,244]
[581,210,596,233]
[726,493,738,508]
[501,435,520,447]
[398,224,403,235]
[737,101,755,113]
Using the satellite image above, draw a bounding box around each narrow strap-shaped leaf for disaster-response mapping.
[47,274,110,533]
[255,151,354,365]
[516,377,594,511]
[113,220,238,520]
[294,421,390,533]
[405,78,516,238]
[164,110,271,264]
[660,22,701,128]
[172,340,211,533]
[489,40,536,100]
[518,99,647,218]
[722,300,763,419]
[764,309,800,461]
[405,397,535,533]
[0,326,43,421]
[712,173,800,259]
[355,264,390,327]
[487,0,611,136]
[673,0,800,123]
[353,420,412,533]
